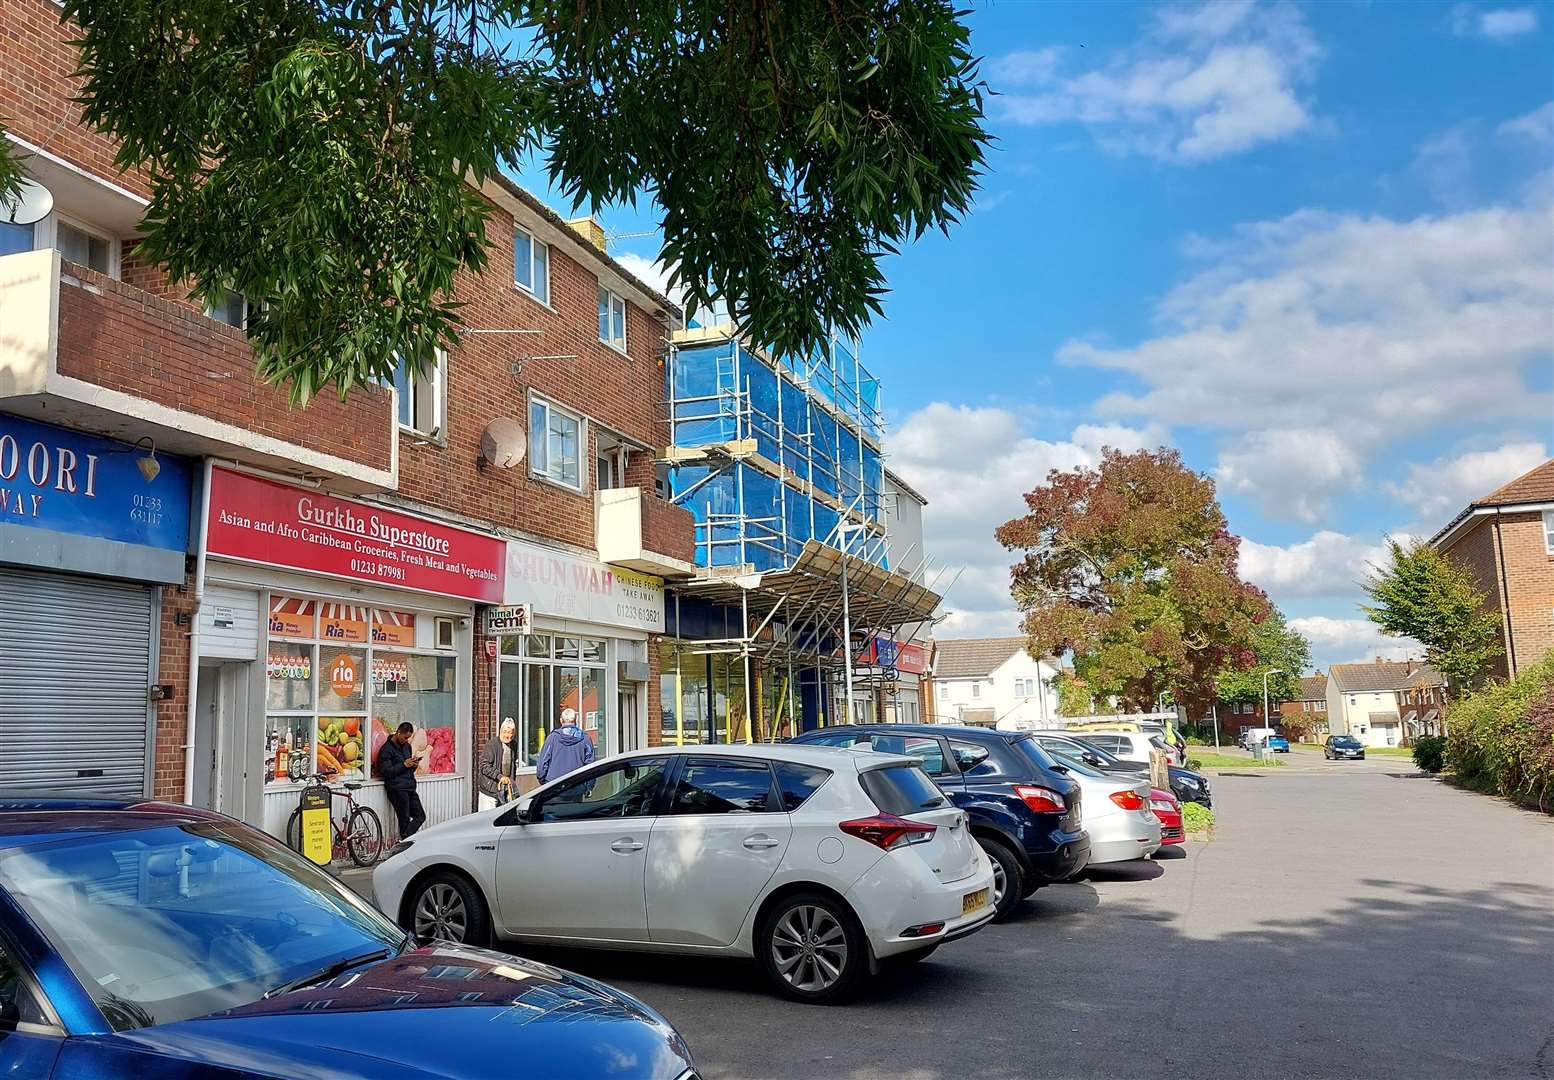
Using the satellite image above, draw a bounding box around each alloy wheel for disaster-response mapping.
[414,882,468,943]
[992,858,1007,906]
[770,904,849,993]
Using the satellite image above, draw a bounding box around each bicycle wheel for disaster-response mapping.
[346,806,385,867]
[286,808,303,852]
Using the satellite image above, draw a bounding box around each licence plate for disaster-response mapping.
[962,888,989,914]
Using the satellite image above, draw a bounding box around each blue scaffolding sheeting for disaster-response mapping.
[667,332,888,574]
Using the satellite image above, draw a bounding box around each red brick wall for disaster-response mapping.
[55,263,396,473]
[154,579,195,801]
[1489,511,1554,676]
[642,493,696,563]
[1443,519,1511,681]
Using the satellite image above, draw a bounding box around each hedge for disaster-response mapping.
[1445,653,1554,811]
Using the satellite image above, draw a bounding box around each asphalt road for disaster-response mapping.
[511,754,1554,1080]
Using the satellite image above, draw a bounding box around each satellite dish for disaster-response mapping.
[480,417,526,469]
[3,178,53,226]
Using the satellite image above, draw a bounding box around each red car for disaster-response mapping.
[1150,787,1184,846]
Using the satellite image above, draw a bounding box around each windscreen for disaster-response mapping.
[859,764,946,815]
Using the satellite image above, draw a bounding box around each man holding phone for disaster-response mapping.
[378,721,427,839]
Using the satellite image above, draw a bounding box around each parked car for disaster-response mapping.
[1149,788,1185,846]
[1069,730,1183,768]
[0,798,697,1079]
[1026,731,1212,808]
[789,724,1090,921]
[1265,734,1291,753]
[1040,751,1160,864]
[375,744,995,1005]
[1237,726,1277,750]
[1324,735,1366,760]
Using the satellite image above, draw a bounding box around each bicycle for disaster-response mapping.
[285,772,385,868]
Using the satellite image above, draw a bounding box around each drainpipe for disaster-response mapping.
[182,458,214,805]
[1492,510,1517,678]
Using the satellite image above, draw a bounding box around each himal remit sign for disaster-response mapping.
[205,466,505,602]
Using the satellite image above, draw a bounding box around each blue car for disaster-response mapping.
[1266,735,1291,753]
[791,724,1090,920]
[0,799,697,1079]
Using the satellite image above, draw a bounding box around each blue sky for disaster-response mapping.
[510,0,1554,673]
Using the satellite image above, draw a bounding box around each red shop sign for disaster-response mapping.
[206,467,505,603]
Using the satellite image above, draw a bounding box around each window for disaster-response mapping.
[1013,678,1028,697]
[390,352,445,437]
[55,219,111,274]
[1316,700,1326,711]
[858,764,945,815]
[949,739,995,776]
[0,220,32,257]
[802,731,862,748]
[773,762,831,811]
[529,396,583,490]
[0,940,51,1030]
[537,758,669,822]
[596,430,628,490]
[207,289,249,329]
[498,633,609,765]
[668,758,776,814]
[1543,510,1554,555]
[868,734,951,777]
[937,683,948,699]
[513,226,550,304]
[598,285,627,352]
[971,682,981,699]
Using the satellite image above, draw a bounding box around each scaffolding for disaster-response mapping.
[660,324,941,741]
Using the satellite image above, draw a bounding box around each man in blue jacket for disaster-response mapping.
[536,707,595,784]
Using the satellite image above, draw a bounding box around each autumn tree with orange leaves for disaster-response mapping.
[995,448,1269,716]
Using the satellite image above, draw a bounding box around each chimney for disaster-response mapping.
[566,216,608,252]
[1405,658,1416,676]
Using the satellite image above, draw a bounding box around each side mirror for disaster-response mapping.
[496,801,535,827]
[1081,752,1102,766]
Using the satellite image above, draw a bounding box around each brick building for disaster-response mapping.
[1431,458,1554,682]
[1278,674,1329,740]
[1325,661,1446,748]
[0,0,690,838]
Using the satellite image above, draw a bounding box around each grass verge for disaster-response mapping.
[1187,752,1284,769]
[1182,802,1213,834]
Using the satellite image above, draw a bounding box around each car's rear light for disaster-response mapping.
[900,921,945,938]
[1108,790,1146,811]
[839,814,936,851]
[1014,785,1067,814]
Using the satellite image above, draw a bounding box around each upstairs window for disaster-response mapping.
[55,219,112,275]
[391,352,445,438]
[513,226,549,304]
[206,289,250,329]
[1542,510,1554,555]
[598,285,627,352]
[0,220,32,257]
[530,395,582,491]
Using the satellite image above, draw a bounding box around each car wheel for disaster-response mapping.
[757,892,866,1005]
[980,839,1026,922]
[409,872,490,947]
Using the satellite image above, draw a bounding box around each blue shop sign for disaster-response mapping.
[0,412,193,583]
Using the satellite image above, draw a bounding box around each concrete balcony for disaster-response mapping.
[595,486,697,578]
[0,249,396,491]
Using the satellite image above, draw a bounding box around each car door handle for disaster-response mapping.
[609,839,644,854]
[742,836,782,850]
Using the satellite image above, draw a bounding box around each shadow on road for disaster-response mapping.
[1083,860,1165,883]
[1152,845,1188,860]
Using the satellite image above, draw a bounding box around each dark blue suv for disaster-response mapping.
[791,725,1090,920]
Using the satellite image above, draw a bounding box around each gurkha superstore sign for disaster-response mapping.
[206,467,505,603]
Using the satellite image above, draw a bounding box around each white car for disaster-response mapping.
[1043,751,1161,864]
[1079,730,1183,768]
[373,744,996,1004]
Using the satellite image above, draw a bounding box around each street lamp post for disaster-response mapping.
[1262,669,1284,753]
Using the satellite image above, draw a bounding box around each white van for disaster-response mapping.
[1238,727,1276,750]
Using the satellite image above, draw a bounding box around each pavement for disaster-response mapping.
[350,762,1554,1079]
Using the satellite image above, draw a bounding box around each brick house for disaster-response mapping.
[1430,458,1554,682]
[1325,661,1446,747]
[0,0,691,838]
[1277,674,1329,740]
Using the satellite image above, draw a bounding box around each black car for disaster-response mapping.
[791,724,1090,921]
[1324,735,1366,760]
[1027,731,1212,808]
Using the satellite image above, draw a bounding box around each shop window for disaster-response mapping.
[513,225,549,304]
[598,285,627,352]
[529,395,582,490]
[497,633,609,766]
[55,219,112,275]
[390,351,445,438]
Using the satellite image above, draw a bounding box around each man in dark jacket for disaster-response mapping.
[477,717,518,811]
[378,722,426,838]
[536,708,595,784]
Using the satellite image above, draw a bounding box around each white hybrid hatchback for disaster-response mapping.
[373,744,996,1003]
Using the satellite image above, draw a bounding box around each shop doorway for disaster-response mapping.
[196,661,260,826]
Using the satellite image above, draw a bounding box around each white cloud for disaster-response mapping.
[613,251,678,303]
[1062,199,1554,514]
[1499,101,1554,146]
[1240,530,1388,598]
[888,404,1164,637]
[1412,127,1477,207]
[1216,429,1362,522]
[1385,440,1549,520]
[1452,5,1539,40]
[1289,615,1424,667]
[995,0,1322,162]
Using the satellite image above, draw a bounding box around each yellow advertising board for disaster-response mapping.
[297,785,332,866]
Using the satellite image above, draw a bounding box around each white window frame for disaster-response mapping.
[205,288,251,330]
[51,214,118,278]
[390,351,447,439]
[1542,510,1554,555]
[529,393,585,492]
[513,225,550,306]
[598,284,627,354]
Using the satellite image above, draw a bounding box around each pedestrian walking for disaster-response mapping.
[477,717,519,811]
[378,721,427,838]
[535,707,595,784]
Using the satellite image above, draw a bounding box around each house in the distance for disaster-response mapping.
[1278,674,1330,740]
[1325,660,1446,747]
[1431,457,1554,681]
[923,637,1061,728]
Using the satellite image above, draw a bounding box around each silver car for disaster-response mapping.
[1047,751,1161,864]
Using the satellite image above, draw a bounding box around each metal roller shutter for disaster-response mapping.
[0,568,155,799]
